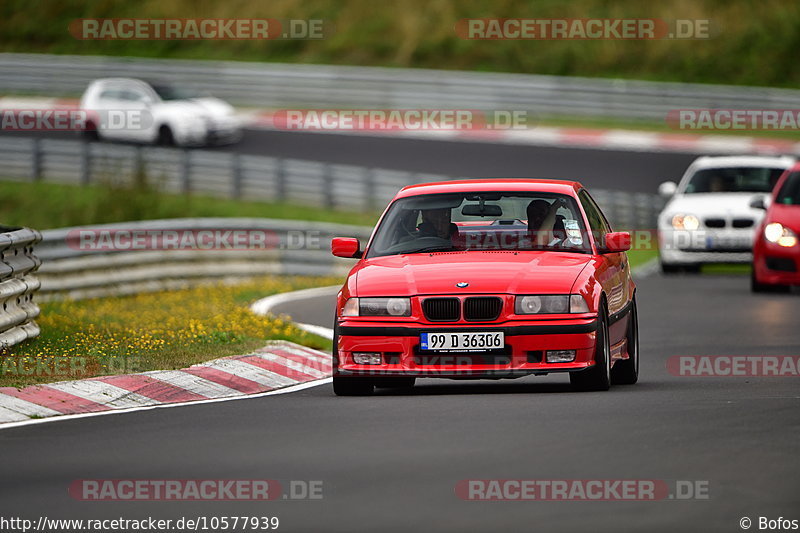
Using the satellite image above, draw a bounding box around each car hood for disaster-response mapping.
[354,251,592,296]
[663,192,765,218]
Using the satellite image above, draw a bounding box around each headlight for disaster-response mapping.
[764,223,798,247]
[340,297,411,317]
[515,294,589,314]
[671,214,700,231]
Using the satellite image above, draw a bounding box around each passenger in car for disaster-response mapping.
[527,199,567,246]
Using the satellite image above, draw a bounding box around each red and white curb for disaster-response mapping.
[0,341,331,428]
[248,111,800,156]
[3,96,800,156]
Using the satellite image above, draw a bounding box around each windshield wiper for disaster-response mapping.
[403,245,457,254]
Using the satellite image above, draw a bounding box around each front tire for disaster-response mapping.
[157,125,175,146]
[660,261,681,274]
[82,121,99,142]
[570,302,611,391]
[751,269,789,293]
[611,297,639,385]
[661,261,701,274]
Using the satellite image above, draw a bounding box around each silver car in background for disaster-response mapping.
[79,78,242,147]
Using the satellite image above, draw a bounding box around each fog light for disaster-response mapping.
[546,350,576,363]
[353,352,382,365]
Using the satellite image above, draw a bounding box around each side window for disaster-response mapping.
[98,89,121,101]
[121,90,147,102]
[578,191,610,232]
[578,190,612,248]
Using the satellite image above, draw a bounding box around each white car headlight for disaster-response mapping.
[515,294,589,314]
[764,223,798,247]
[340,297,411,317]
[671,214,700,231]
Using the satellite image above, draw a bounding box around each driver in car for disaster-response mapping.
[418,208,460,240]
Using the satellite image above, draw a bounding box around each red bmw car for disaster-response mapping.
[751,164,800,292]
[330,179,638,395]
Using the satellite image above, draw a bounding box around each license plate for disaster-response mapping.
[420,332,504,352]
[706,235,751,250]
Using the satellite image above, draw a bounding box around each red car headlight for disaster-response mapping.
[764,223,798,247]
[341,297,411,317]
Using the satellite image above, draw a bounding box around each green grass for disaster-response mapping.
[2,0,799,88]
[626,247,659,270]
[2,276,338,388]
[0,180,379,229]
[701,263,750,275]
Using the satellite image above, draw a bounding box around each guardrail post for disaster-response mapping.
[31,138,42,182]
[364,167,376,211]
[322,163,334,209]
[133,146,145,188]
[276,158,287,202]
[232,153,243,199]
[80,140,91,185]
[180,149,191,194]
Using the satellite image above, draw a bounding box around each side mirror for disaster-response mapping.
[658,181,678,198]
[749,195,767,210]
[331,237,362,258]
[602,232,631,253]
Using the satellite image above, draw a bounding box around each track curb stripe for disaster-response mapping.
[0,341,331,425]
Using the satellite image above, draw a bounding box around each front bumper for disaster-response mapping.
[658,228,754,265]
[335,318,598,379]
[754,241,800,285]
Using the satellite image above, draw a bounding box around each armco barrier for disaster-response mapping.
[0,136,665,230]
[3,53,800,120]
[35,218,373,300]
[0,226,42,348]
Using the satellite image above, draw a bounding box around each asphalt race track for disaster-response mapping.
[1,127,699,193]
[1,136,798,532]
[1,271,799,532]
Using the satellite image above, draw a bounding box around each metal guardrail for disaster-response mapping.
[0,135,665,229]
[0,226,42,348]
[36,218,372,300]
[2,53,800,120]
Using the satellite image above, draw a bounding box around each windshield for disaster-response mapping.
[776,171,800,205]
[367,191,592,258]
[683,167,785,194]
[150,84,205,101]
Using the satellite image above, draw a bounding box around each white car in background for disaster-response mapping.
[79,78,241,147]
[657,155,795,273]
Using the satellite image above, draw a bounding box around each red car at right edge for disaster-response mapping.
[751,164,800,292]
